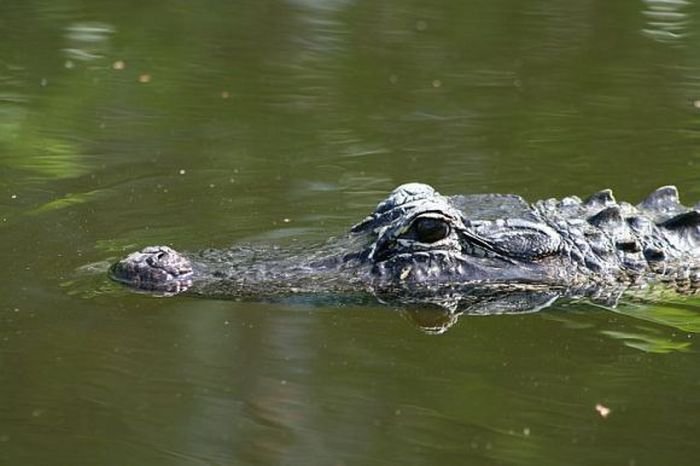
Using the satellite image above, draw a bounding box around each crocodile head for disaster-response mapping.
[352,183,570,291]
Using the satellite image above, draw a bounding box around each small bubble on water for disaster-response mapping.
[112,60,125,70]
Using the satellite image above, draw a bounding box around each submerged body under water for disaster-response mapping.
[110,182,700,334]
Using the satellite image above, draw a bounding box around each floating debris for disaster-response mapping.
[595,403,611,418]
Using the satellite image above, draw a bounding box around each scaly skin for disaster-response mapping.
[111,183,700,306]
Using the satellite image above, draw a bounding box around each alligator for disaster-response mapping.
[111,183,700,321]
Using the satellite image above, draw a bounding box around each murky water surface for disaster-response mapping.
[2,1,700,465]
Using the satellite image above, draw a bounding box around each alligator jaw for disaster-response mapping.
[110,245,194,294]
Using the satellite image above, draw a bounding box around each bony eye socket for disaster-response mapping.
[408,216,451,243]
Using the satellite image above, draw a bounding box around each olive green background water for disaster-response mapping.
[2,1,700,465]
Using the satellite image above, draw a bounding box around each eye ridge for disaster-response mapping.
[409,216,451,243]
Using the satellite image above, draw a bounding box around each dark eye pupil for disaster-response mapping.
[412,217,450,243]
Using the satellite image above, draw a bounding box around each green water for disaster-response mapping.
[2,1,700,465]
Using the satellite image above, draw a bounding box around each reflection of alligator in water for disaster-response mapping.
[111,183,700,324]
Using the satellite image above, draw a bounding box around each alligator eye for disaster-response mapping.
[409,217,451,243]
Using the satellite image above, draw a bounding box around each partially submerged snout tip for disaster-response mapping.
[110,245,194,294]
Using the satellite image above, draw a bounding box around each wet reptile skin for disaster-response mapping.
[111,183,700,318]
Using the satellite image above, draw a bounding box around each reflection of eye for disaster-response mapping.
[409,217,451,243]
